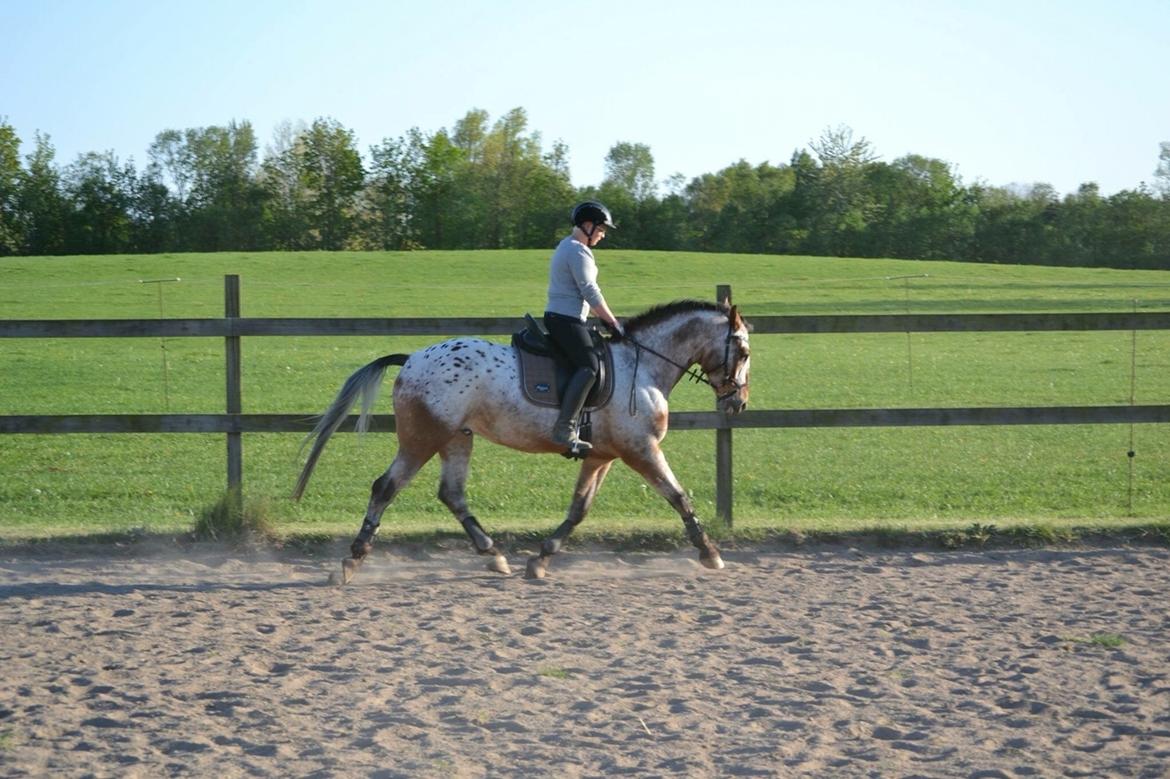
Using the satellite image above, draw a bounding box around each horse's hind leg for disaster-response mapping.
[437,433,510,575]
[525,457,614,579]
[337,450,429,584]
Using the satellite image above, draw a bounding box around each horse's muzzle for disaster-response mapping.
[719,391,748,416]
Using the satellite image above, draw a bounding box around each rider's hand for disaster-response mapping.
[606,319,625,341]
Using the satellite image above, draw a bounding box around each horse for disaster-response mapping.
[293,299,751,583]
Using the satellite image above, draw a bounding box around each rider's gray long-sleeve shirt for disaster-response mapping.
[545,235,607,321]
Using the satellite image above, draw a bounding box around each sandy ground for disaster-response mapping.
[1,541,1169,778]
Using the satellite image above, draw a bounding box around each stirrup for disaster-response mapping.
[553,422,592,459]
[561,439,592,460]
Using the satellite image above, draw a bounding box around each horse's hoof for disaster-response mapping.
[339,557,362,584]
[524,554,548,580]
[700,554,725,571]
[487,554,512,575]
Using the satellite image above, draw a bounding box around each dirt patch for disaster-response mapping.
[2,544,1169,777]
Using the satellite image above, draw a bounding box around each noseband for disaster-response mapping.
[624,318,749,414]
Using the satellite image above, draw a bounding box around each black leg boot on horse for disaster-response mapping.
[551,367,596,457]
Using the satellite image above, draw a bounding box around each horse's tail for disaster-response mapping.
[292,354,409,501]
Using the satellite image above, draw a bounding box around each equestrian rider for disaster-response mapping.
[544,201,625,455]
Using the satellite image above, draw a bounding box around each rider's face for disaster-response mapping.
[587,223,607,246]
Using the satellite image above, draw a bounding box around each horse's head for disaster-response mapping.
[707,305,751,415]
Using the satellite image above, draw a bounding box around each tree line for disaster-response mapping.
[1,110,1167,268]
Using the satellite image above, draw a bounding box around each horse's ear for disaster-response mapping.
[730,306,751,332]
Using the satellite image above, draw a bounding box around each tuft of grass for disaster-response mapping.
[940,523,999,549]
[1088,633,1126,649]
[1063,632,1126,649]
[1001,524,1082,546]
[1138,523,1170,544]
[193,489,278,545]
[537,666,571,680]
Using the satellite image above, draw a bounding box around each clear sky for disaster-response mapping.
[2,0,1167,196]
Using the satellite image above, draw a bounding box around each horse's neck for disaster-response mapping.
[627,314,718,387]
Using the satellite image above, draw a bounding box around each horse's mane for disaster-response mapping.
[623,299,730,336]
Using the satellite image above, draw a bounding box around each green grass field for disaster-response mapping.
[1,250,1168,545]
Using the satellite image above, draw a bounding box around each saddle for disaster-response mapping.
[512,314,615,411]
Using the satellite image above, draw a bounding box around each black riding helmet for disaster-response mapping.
[572,201,617,235]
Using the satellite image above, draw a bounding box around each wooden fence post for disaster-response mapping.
[225,275,243,493]
[715,284,733,527]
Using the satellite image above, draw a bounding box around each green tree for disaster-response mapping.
[61,151,136,254]
[636,173,691,251]
[864,155,974,259]
[298,117,365,249]
[479,108,528,248]
[259,120,310,249]
[516,138,574,248]
[132,163,179,252]
[478,107,562,248]
[1097,187,1168,269]
[805,125,880,256]
[144,129,190,250]
[147,129,192,204]
[597,142,657,249]
[361,128,427,250]
[146,122,265,251]
[0,120,21,255]
[1155,141,1170,197]
[683,160,797,254]
[782,149,819,251]
[412,128,466,249]
[604,142,656,202]
[1048,183,1106,266]
[186,121,265,250]
[452,109,490,164]
[970,184,1059,264]
[417,107,571,249]
[18,132,66,255]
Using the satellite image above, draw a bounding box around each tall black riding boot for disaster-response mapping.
[551,368,596,454]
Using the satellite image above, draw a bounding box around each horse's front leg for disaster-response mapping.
[624,447,724,570]
[525,457,614,579]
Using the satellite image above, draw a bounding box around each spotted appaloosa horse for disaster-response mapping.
[293,300,751,582]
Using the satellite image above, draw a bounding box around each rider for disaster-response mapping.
[544,200,625,455]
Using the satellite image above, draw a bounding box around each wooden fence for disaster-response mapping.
[3,276,1169,525]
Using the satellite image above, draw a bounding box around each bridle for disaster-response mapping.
[623,317,749,415]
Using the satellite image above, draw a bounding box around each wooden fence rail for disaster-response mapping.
[5,311,1170,339]
[3,276,1169,526]
[3,405,1169,436]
